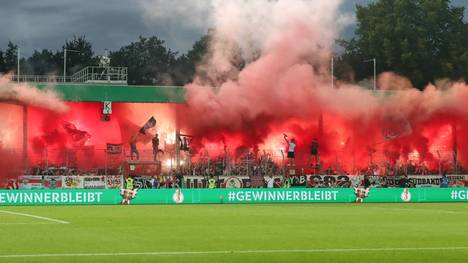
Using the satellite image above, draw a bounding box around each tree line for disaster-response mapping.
[0,36,98,79]
[336,0,467,89]
[0,0,466,89]
[0,35,207,86]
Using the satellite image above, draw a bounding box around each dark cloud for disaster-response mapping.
[0,0,210,57]
[21,4,69,15]
[0,0,466,57]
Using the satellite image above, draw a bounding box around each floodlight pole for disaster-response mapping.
[373,58,376,91]
[63,49,66,81]
[17,47,20,83]
[63,48,80,82]
[364,58,377,90]
[331,56,334,89]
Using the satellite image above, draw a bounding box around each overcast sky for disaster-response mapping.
[0,0,466,57]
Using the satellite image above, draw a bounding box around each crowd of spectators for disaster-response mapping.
[26,166,121,177]
[23,155,465,179]
[12,144,468,191]
[184,151,283,177]
[320,162,465,177]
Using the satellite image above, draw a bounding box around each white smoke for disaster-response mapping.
[0,75,68,112]
[196,0,353,84]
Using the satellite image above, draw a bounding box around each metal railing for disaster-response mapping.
[30,148,125,174]
[7,75,72,83]
[3,66,128,84]
[71,66,127,84]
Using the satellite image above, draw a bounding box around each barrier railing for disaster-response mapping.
[5,66,127,84]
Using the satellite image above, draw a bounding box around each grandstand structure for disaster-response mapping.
[4,66,288,179]
[34,82,184,103]
[1,66,460,179]
[2,67,186,177]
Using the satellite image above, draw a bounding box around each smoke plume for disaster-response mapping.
[0,75,68,112]
[177,0,468,172]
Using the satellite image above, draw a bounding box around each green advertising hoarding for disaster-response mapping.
[0,188,468,206]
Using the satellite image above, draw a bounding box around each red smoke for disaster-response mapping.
[26,102,178,168]
[0,103,24,184]
[0,100,178,183]
[181,75,468,173]
[1,0,468,181]
[177,0,468,173]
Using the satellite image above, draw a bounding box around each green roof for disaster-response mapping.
[34,83,186,103]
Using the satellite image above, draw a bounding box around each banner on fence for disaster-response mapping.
[12,174,468,190]
[106,175,123,189]
[184,176,206,188]
[43,176,62,189]
[83,176,107,189]
[286,174,468,188]
[62,176,84,189]
[16,175,123,190]
[408,175,467,187]
[18,176,43,190]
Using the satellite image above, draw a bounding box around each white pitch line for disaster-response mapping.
[0,210,70,224]
[0,222,52,225]
[1,247,468,258]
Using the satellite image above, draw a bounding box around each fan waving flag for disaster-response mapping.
[139,117,157,134]
[381,115,412,140]
[63,122,91,146]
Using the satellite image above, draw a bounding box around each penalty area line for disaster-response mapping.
[0,210,70,224]
[1,247,468,258]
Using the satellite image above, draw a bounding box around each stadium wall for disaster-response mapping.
[34,84,185,103]
[1,188,468,206]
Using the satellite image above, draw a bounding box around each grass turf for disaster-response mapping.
[0,203,467,263]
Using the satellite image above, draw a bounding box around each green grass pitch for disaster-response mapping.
[0,203,467,263]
